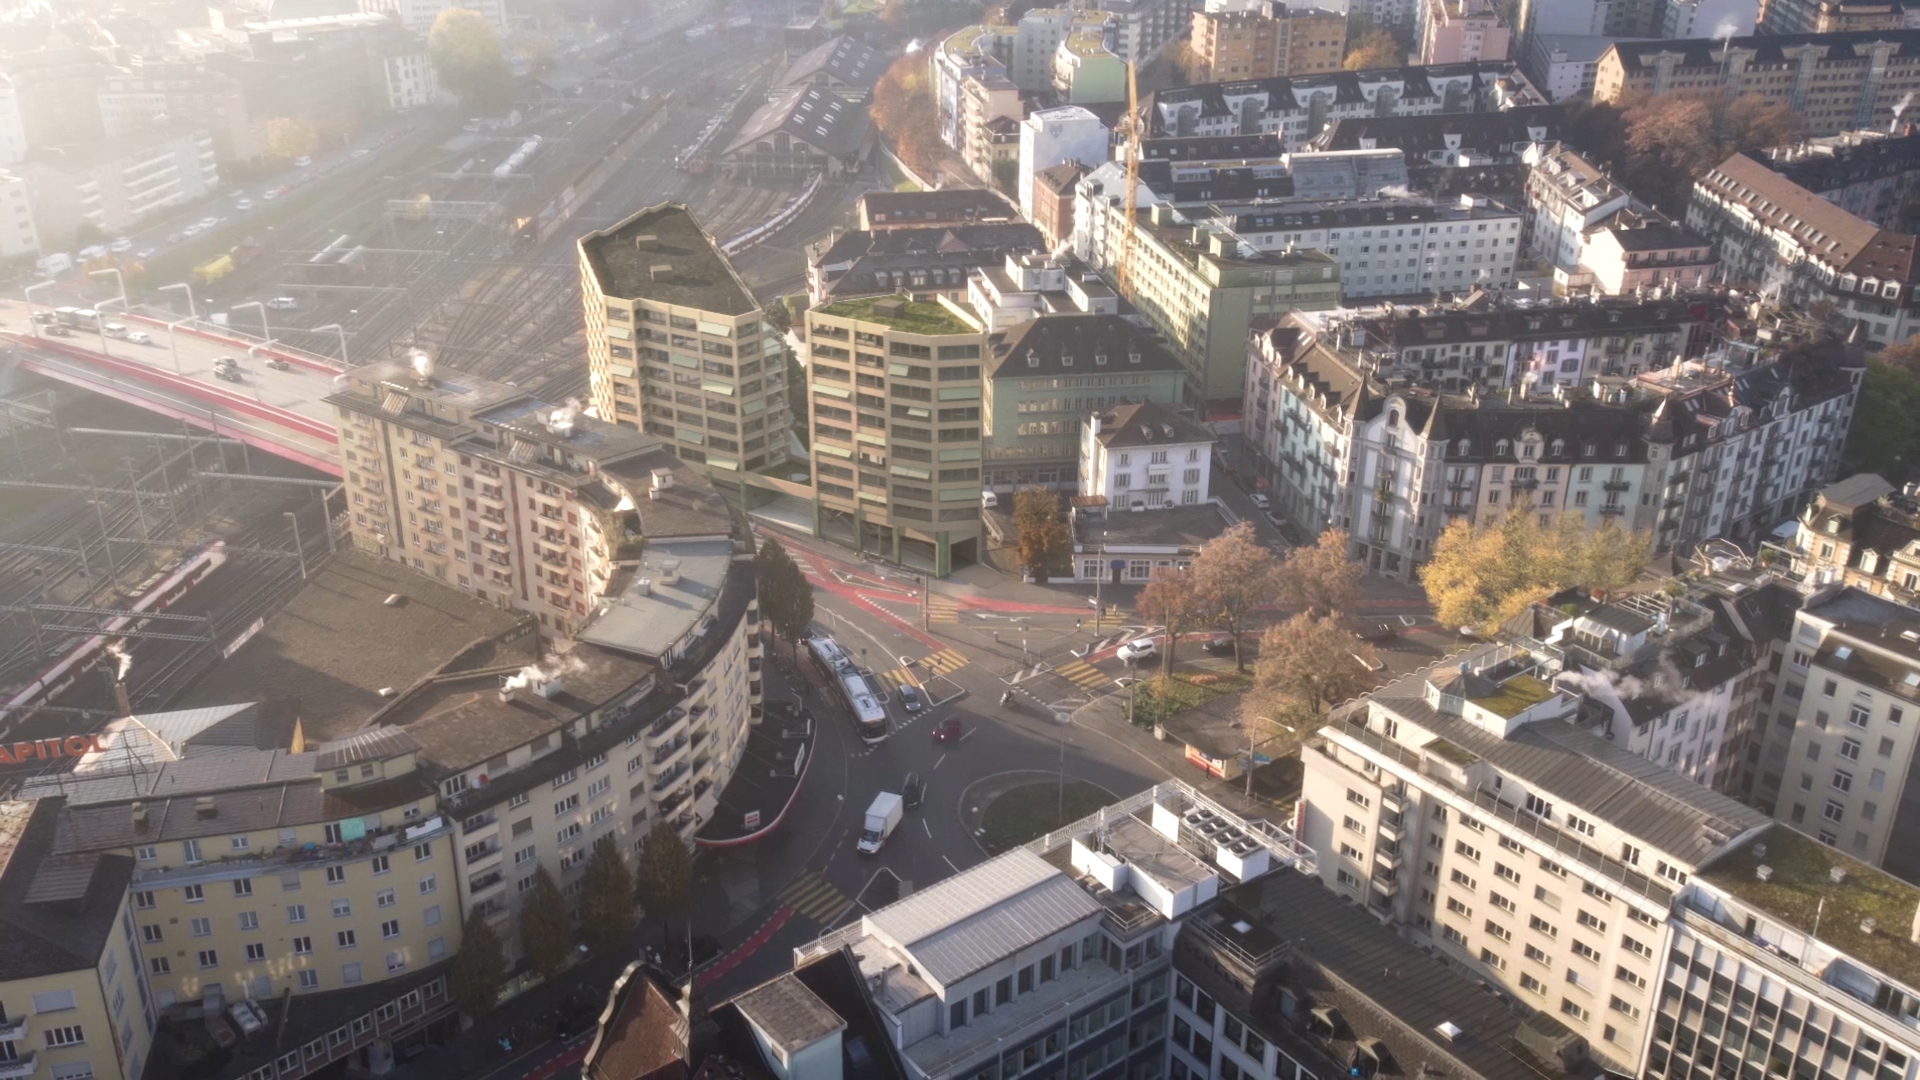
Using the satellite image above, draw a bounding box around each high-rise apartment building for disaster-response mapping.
[578,203,789,495]
[1189,0,1346,81]
[1420,0,1514,63]
[806,296,987,574]
[1301,642,1774,1071]
[330,358,657,639]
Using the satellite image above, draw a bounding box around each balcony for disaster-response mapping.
[1600,504,1626,516]
[486,552,511,568]
[651,760,692,795]
[463,841,502,873]
[650,736,690,773]
[0,1053,35,1080]
[1447,480,1474,491]
[479,509,507,526]
[0,1015,25,1042]
[461,812,498,837]
[1603,480,1630,492]
[648,707,689,747]
[467,869,505,895]
[1509,477,1538,490]
[483,530,510,546]
[1370,867,1397,892]
[1378,812,1404,843]
[1373,843,1402,871]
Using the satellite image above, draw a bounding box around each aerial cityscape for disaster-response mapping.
[4,0,1920,1078]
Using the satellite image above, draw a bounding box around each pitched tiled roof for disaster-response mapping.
[778,36,885,93]
[1093,400,1213,449]
[727,86,871,159]
[992,314,1182,379]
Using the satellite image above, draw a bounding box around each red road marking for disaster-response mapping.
[695,905,796,989]
[521,1046,587,1080]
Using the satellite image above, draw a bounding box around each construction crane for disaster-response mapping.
[1116,59,1142,299]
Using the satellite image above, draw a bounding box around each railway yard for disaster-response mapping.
[0,9,871,778]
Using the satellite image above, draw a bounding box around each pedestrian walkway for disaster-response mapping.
[1052,658,1111,691]
[871,665,922,692]
[926,594,960,623]
[922,648,968,676]
[779,871,855,925]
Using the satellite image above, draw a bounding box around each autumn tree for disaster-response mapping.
[430,8,511,107]
[449,905,506,1019]
[755,536,814,659]
[1421,511,1651,633]
[265,117,318,162]
[519,866,572,983]
[1343,26,1402,70]
[1249,612,1372,727]
[1274,529,1363,617]
[506,29,559,73]
[633,821,693,954]
[1190,522,1282,671]
[1137,565,1204,679]
[870,55,942,177]
[579,835,634,953]
[1012,487,1071,584]
[1573,91,1802,213]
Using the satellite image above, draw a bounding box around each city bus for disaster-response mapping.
[806,634,888,744]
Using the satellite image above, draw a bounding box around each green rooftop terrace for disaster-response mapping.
[1701,825,1920,988]
[815,295,978,336]
[1467,673,1555,719]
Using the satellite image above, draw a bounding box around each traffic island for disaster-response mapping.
[960,770,1116,855]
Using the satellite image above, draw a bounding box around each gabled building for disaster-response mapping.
[806,223,1047,306]
[722,86,873,177]
[1756,129,1920,230]
[1079,400,1216,510]
[1783,474,1920,601]
[857,189,1019,231]
[776,36,886,98]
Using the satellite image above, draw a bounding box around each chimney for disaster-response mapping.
[536,676,565,699]
[634,233,658,247]
[650,264,674,281]
[131,801,149,831]
[651,468,675,491]
[114,679,131,719]
[195,796,217,819]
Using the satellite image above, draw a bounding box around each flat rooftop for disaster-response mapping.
[373,644,654,775]
[0,800,137,983]
[581,202,759,315]
[173,549,535,743]
[579,538,735,660]
[815,295,979,336]
[1103,813,1213,890]
[1699,824,1920,988]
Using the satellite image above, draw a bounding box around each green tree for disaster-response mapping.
[430,8,512,106]
[990,158,1018,197]
[579,835,634,954]
[1845,359,1920,484]
[787,350,809,448]
[755,536,815,660]
[1012,487,1070,584]
[1190,522,1282,671]
[634,821,693,953]
[1137,565,1203,680]
[449,905,507,1019]
[519,866,572,983]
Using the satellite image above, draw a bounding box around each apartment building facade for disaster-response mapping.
[0,799,155,1080]
[1744,586,1920,883]
[97,63,261,163]
[1688,152,1920,345]
[1189,0,1346,81]
[1522,143,1632,274]
[1213,193,1524,299]
[1080,402,1217,510]
[579,203,789,492]
[1074,182,1343,403]
[806,296,987,574]
[1019,107,1109,221]
[0,170,39,259]
[1146,63,1544,150]
[1785,474,1920,602]
[1302,643,1774,1071]
[1756,131,1920,231]
[1420,0,1514,63]
[41,728,460,1014]
[22,128,218,241]
[984,313,1186,491]
[329,358,653,640]
[1593,32,1920,137]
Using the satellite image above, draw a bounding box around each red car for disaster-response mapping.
[932,718,963,744]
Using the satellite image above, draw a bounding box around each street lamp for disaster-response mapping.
[165,318,190,373]
[310,323,348,365]
[285,511,308,580]
[158,282,196,321]
[1244,715,1297,798]
[88,268,127,311]
[23,280,56,337]
[232,300,269,343]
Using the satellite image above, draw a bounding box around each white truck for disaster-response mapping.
[856,791,903,855]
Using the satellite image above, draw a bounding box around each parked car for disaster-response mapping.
[235,198,255,211]
[109,237,133,253]
[293,155,312,168]
[898,685,923,712]
[1202,637,1235,657]
[198,217,219,229]
[263,357,292,371]
[1116,638,1158,664]
[265,296,300,310]
[902,773,923,811]
[932,717,963,744]
[43,324,71,337]
[126,331,153,345]
[1250,492,1270,510]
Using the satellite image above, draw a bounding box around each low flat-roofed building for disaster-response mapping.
[1067,499,1237,583]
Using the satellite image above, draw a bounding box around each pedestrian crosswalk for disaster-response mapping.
[872,665,921,692]
[780,872,855,925]
[926,594,960,624]
[1052,658,1111,691]
[921,648,968,676]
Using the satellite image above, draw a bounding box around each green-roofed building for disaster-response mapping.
[806,295,987,575]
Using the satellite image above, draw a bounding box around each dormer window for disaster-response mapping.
[1062,355,1074,367]
[1095,354,1108,365]
[1128,352,1142,364]
[1027,353,1039,367]
[1551,439,1565,456]
[1495,439,1509,456]
[1457,439,1470,454]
